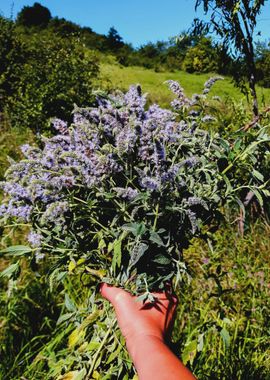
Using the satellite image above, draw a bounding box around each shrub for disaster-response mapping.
[182,37,219,73]
[0,19,99,133]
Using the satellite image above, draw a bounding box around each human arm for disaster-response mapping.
[100,284,196,380]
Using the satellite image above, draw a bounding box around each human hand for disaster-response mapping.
[100,284,196,380]
[100,284,178,351]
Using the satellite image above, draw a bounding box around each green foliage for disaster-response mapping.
[183,37,219,73]
[194,0,267,115]
[106,26,124,52]
[175,221,270,379]
[0,114,34,180]
[16,2,52,28]
[0,268,60,378]
[47,17,83,37]
[1,222,269,379]
[256,43,270,88]
[0,17,27,104]
[0,19,99,133]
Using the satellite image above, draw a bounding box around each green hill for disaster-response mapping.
[100,63,270,108]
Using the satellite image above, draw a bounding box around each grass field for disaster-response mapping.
[100,63,270,108]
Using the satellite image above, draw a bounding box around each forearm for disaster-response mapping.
[127,335,196,380]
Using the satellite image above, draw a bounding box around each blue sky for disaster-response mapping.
[1,0,270,48]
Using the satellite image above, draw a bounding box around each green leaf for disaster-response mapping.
[252,170,264,182]
[106,343,122,364]
[73,369,87,380]
[235,197,245,219]
[122,222,146,237]
[152,255,171,265]
[0,262,20,279]
[197,333,204,352]
[182,339,197,365]
[253,188,264,207]
[0,245,32,257]
[122,223,138,235]
[129,242,148,267]
[136,293,150,303]
[220,327,230,348]
[112,238,122,272]
[223,175,232,195]
[65,294,76,312]
[233,138,242,152]
[56,312,75,325]
[150,231,165,247]
[87,341,100,351]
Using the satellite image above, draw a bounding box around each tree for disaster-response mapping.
[0,22,99,133]
[0,17,27,108]
[194,0,266,116]
[256,41,270,88]
[107,27,124,51]
[16,2,52,27]
[183,36,219,73]
[48,17,81,36]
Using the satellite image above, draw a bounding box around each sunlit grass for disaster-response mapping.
[100,63,270,109]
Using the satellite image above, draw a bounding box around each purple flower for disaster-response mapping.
[114,187,139,200]
[140,177,160,191]
[28,231,43,247]
[5,201,32,221]
[0,182,30,200]
[203,77,223,94]
[183,157,199,168]
[52,118,69,135]
[186,210,197,234]
[202,115,216,123]
[0,204,7,217]
[116,127,137,155]
[41,201,69,225]
[166,80,191,109]
[124,85,147,115]
[202,257,210,265]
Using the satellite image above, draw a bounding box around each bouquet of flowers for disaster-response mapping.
[1,80,268,378]
[1,80,231,292]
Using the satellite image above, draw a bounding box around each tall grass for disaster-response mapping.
[1,221,269,379]
[176,220,270,379]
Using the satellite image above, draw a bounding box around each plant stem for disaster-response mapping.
[87,317,117,378]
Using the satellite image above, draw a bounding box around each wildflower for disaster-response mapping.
[28,231,43,247]
[203,76,224,94]
[114,187,139,201]
[141,177,160,191]
[202,115,216,123]
[52,118,69,134]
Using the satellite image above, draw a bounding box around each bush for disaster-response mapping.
[257,50,270,88]
[0,18,99,133]
[183,38,219,73]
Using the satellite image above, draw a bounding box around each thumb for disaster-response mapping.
[100,283,131,307]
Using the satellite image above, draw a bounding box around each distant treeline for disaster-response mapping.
[11,1,270,80]
[1,2,270,132]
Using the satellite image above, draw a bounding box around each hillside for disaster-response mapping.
[100,63,270,108]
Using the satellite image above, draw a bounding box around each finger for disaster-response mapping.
[100,283,133,307]
[99,283,118,303]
